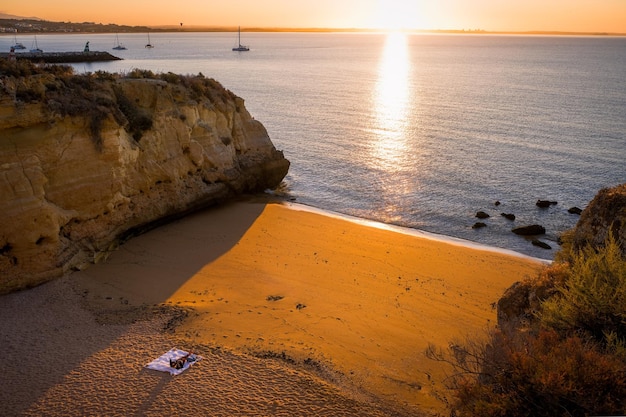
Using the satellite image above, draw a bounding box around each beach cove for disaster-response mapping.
[0,201,545,416]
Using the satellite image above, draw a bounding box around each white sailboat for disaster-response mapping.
[145,32,154,48]
[112,34,127,50]
[12,34,26,50]
[30,36,43,53]
[232,26,249,51]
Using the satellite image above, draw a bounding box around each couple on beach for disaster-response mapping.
[170,352,197,369]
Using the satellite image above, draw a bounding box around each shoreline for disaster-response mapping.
[0,200,546,416]
[284,201,552,264]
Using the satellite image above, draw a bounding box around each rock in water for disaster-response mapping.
[531,239,552,250]
[512,225,546,236]
[536,199,558,208]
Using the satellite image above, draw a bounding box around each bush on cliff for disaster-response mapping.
[542,234,626,351]
[429,327,626,417]
[1,60,236,148]
[429,235,626,416]
[113,87,153,142]
[0,59,73,78]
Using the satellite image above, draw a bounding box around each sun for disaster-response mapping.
[374,0,428,30]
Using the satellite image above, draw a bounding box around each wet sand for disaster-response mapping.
[0,202,545,416]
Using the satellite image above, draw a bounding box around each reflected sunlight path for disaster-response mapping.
[369,32,411,172]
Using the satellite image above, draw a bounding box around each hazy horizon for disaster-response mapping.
[2,0,626,34]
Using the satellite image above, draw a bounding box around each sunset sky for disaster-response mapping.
[3,0,626,33]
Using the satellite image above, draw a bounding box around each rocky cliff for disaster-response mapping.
[0,64,290,293]
[571,183,626,256]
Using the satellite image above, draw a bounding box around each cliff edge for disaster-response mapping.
[0,64,290,293]
[571,183,626,256]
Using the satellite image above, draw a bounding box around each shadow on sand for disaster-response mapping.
[0,202,266,415]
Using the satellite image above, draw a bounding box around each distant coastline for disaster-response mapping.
[1,18,624,37]
[150,27,626,36]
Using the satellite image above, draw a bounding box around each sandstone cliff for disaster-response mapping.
[571,183,626,256]
[0,65,290,293]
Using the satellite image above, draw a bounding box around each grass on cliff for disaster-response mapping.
[427,235,626,416]
[0,59,237,150]
[126,68,239,111]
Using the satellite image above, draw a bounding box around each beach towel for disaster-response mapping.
[145,348,202,375]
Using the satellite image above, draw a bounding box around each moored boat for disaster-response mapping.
[113,34,127,50]
[232,26,249,52]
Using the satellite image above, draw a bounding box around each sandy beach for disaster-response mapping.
[0,201,545,416]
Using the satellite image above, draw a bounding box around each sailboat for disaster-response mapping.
[30,36,43,53]
[12,34,26,50]
[112,34,127,50]
[145,32,154,48]
[232,26,249,51]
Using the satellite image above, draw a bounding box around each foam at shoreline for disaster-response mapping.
[284,201,552,264]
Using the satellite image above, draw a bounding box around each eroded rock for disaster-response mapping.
[571,184,626,256]
[0,69,290,293]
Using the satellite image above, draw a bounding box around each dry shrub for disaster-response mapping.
[429,235,626,416]
[157,72,235,107]
[429,328,626,417]
[0,59,73,78]
[114,88,153,142]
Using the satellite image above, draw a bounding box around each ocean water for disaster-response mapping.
[3,32,625,259]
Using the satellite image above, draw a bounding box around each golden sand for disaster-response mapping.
[1,201,545,416]
[74,202,544,414]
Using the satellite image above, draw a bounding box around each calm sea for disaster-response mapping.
[3,32,626,259]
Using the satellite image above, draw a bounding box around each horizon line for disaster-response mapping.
[161,27,626,36]
[2,17,624,36]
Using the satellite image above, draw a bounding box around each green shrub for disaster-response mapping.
[541,235,626,346]
[429,234,626,416]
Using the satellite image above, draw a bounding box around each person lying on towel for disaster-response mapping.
[169,352,197,369]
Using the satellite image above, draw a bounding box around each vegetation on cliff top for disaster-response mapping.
[0,59,237,150]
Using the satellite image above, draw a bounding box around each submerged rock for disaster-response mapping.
[536,199,558,208]
[512,225,546,236]
[531,239,552,250]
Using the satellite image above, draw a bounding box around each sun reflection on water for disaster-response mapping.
[369,32,411,173]
[364,32,414,224]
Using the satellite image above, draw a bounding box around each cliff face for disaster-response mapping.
[572,183,626,256]
[0,69,289,293]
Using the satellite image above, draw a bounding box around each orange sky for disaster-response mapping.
[3,0,626,33]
